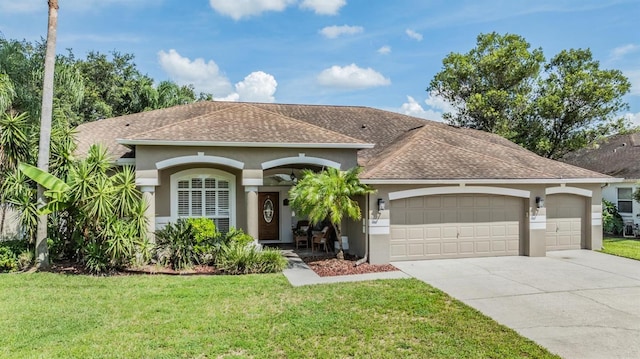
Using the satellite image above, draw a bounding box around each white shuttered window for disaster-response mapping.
[171,169,235,232]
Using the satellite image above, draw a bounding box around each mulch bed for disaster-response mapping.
[301,254,398,277]
[48,260,222,276]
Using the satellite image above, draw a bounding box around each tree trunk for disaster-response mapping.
[0,203,6,236]
[331,222,344,260]
[35,0,59,270]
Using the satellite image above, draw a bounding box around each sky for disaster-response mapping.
[0,0,639,125]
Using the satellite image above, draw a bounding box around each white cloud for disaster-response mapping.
[232,71,278,102]
[208,0,295,20]
[317,64,390,89]
[405,28,423,41]
[424,91,455,114]
[625,70,640,96]
[398,92,454,121]
[624,112,640,127]
[609,44,639,61]
[399,96,444,121]
[377,45,391,55]
[300,0,346,15]
[319,25,363,39]
[158,49,233,95]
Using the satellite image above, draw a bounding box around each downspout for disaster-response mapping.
[355,193,369,266]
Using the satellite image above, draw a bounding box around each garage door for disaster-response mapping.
[546,194,584,251]
[390,194,522,261]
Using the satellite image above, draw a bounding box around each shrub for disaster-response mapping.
[216,243,287,274]
[187,218,218,265]
[0,240,29,273]
[83,240,110,274]
[603,199,624,235]
[221,227,254,247]
[155,219,197,270]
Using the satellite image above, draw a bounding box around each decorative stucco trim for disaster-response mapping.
[156,154,244,170]
[116,158,136,166]
[118,138,373,149]
[136,178,160,186]
[388,186,530,201]
[545,186,593,198]
[242,178,264,186]
[530,215,546,230]
[261,156,341,170]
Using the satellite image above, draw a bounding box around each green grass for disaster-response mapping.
[0,274,557,359]
[601,237,640,260]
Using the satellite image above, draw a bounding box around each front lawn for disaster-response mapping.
[0,274,557,358]
[601,237,640,260]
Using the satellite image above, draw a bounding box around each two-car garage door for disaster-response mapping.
[390,194,523,261]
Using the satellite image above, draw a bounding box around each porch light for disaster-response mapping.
[377,198,386,212]
[290,170,296,181]
[535,196,544,209]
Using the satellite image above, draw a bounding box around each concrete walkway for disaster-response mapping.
[392,250,640,359]
[282,250,410,287]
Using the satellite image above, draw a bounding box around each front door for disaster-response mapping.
[258,192,279,240]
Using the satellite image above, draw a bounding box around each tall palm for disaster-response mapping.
[35,0,59,270]
[289,167,373,260]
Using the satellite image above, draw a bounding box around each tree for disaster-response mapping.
[289,167,373,260]
[428,32,631,159]
[530,49,630,158]
[429,32,544,138]
[34,0,59,270]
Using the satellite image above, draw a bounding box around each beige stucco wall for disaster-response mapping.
[136,144,361,241]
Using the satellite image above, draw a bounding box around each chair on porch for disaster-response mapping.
[294,220,310,249]
[312,226,330,253]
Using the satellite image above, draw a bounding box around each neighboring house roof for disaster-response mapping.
[75,101,611,181]
[562,132,640,180]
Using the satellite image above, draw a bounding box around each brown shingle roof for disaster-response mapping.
[561,132,640,179]
[123,103,369,147]
[360,124,610,180]
[75,100,610,181]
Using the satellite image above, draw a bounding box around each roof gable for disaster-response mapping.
[119,103,370,148]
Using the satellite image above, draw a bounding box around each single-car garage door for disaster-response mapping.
[546,194,584,251]
[390,194,523,261]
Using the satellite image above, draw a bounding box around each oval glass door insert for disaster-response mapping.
[263,198,274,223]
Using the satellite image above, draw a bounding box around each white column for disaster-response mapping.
[140,186,156,243]
[246,186,259,242]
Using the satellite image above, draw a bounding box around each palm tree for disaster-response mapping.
[289,167,373,260]
[34,0,59,270]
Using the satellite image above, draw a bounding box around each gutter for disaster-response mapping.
[355,193,369,266]
[361,177,624,185]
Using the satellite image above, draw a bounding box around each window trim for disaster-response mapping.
[617,187,633,214]
[170,168,236,229]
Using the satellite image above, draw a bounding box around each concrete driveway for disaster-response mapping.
[392,250,640,359]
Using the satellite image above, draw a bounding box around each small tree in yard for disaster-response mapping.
[289,167,373,260]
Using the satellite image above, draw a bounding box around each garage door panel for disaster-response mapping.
[390,194,522,260]
[475,241,491,253]
[546,194,584,251]
[408,197,424,208]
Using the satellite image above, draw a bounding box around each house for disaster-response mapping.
[562,132,640,233]
[76,101,615,264]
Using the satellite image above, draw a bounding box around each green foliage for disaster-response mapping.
[155,219,201,270]
[221,227,254,247]
[0,240,29,272]
[289,167,372,256]
[429,32,631,159]
[18,144,147,271]
[215,242,287,274]
[602,200,624,235]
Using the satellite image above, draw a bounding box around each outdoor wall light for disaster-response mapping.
[377,198,386,212]
[535,196,544,209]
[283,198,289,206]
